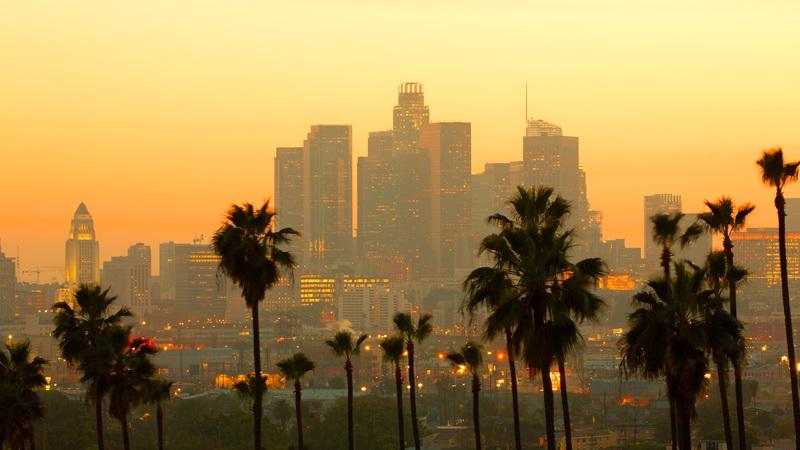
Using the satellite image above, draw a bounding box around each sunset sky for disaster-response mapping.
[2,0,800,279]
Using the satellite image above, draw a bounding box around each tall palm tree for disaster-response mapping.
[475,186,605,450]
[212,201,298,450]
[393,312,433,450]
[620,262,710,450]
[446,341,484,450]
[326,330,367,450]
[380,335,407,450]
[144,378,173,450]
[53,285,132,450]
[0,340,47,450]
[463,267,522,450]
[650,211,703,449]
[698,198,754,450]
[757,147,800,449]
[107,330,158,450]
[277,353,315,450]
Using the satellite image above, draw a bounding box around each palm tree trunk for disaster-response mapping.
[725,242,748,450]
[505,329,522,450]
[251,302,263,450]
[295,379,304,450]
[120,415,131,450]
[408,343,421,450]
[541,363,556,450]
[95,391,105,450]
[716,361,734,450]
[472,373,482,450]
[29,423,36,450]
[346,360,355,450]
[157,402,164,450]
[558,358,573,450]
[776,194,800,450]
[677,403,692,450]
[394,363,406,450]
[669,396,678,450]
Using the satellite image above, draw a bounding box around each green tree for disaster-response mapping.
[0,340,47,450]
[446,341,484,450]
[698,196,754,450]
[380,335,407,450]
[757,147,800,450]
[144,378,173,450]
[620,262,711,450]
[326,330,367,450]
[212,201,298,450]
[53,284,132,450]
[277,353,315,450]
[393,312,433,450]
[107,331,158,450]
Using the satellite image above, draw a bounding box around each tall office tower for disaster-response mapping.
[159,242,227,321]
[0,249,15,323]
[102,243,152,317]
[303,125,353,270]
[733,228,800,290]
[643,194,683,272]
[392,152,433,280]
[393,82,430,155]
[65,203,100,288]
[420,122,472,277]
[357,131,403,278]
[336,276,406,333]
[471,162,521,238]
[679,213,711,265]
[274,147,305,234]
[786,198,800,232]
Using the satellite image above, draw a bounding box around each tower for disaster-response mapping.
[65,202,100,288]
[393,82,430,155]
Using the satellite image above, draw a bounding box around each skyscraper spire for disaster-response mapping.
[65,202,100,287]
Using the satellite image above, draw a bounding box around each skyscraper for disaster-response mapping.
[643,194,682,272]
[65,202,100,288]
[420,122,472,277]
[303,125,353,270]
[274,147,305,233]
[101,243,152,317]
[393,82,430,155]
[471,161,522,238]
[159,242,227,321]
[0,249,14,323]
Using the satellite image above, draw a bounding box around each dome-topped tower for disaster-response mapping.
[65,202,100,287]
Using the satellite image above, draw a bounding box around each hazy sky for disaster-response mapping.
[2,0,800,279]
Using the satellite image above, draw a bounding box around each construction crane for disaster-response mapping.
[22,266,62,284]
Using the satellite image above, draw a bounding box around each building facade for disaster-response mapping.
[65,202,100,288]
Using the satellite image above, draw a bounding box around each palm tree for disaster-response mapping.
[212,201,298,450]
[698,199,754,450]
[446,341,484,450]
[277,353,315,450]
[758,147,800,450]
[380,335,407,450]
[701,252,746,450]
[463,267,522,450]
[144,378,173,450]
[107,330,158,450]
[393,312,433,450]
[620,262,710,450]
[650,211,703,449]
[0,340,47,450]
[53,285,132,450]
[326,330,367,450]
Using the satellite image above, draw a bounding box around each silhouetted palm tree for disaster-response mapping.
[0,340,47,450]
[108,330,158,450]
[620,262,710,450]
[463,267,522,450]
[447,341,484,450]
[53,285,132,450]
[393,312,433,450]
[144,378,173,450]
[326,330,367,450]
[698,196,754,450]
[212,201,298,450]
[757,147,800,449]
[380,335,407,450]
[277,353,315,450]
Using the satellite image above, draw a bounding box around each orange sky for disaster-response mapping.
[2,1,800,279]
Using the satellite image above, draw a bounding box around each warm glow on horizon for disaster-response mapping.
[3,1,800,275]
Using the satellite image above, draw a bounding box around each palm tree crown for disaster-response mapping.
[277,353,316,382]
[326,330,368,361]
[0,340,47,449]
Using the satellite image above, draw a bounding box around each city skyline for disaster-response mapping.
[3,1,800,274]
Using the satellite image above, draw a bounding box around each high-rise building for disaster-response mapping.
[393,82,430,155]
[159,242,227,321]
[274,147,305,234]
[471,162,522,238]
[336,276,406,332]
[0,249,15,323]
[643,194,682,272]
[65,202,100,288]
[101,243,152,317]
[733,228,800,288]
[303,125,353,270]
[420,122,472,277]
[786,198,800,232]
